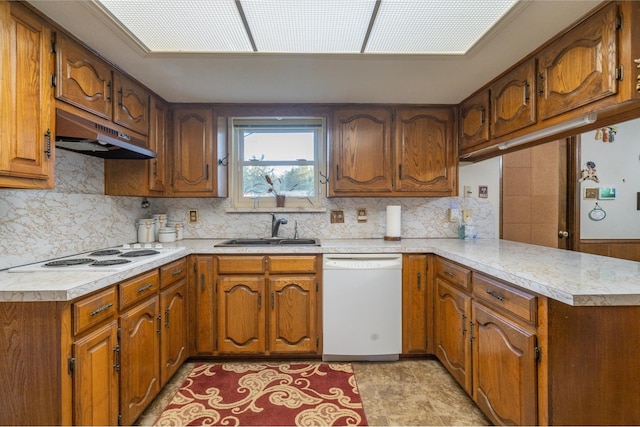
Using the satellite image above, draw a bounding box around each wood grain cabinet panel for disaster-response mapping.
[395,107,456,195]
[459,91,490,152]
[472,302,537,426]
[160,279,188,386]
[113,72,149,135]
[537,3,619,120]
[402,254,432,354]
[269,276,317,354]
[330,108,393,195]
[0,2,55,189]
[490,58,537,138]
[189,255,217,355]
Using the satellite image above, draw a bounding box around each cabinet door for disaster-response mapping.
[434,278,472,393]
[160,279,188,386]
[119,297,160,426]
[190,255,216,355]
[148,96,168,192]
[402,254,431,354]
[73,320,119,426]
[217,276,266,354]
[491,58,537,138]
[55,33,112,120]
[395,107,456,195]
[113,72,150,136]
[537,3,618,120]
[0,2,54,189]
[472,302,537,426]
[171,107,216,195]
[459,91,490,152]
[268,276,317,354]
[329,108,393,195]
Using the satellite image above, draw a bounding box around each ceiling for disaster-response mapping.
[29,0,601,104]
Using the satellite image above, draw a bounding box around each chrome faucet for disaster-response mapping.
[271,213,288,238]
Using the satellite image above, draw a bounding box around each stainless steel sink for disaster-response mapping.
[215,238,320,247]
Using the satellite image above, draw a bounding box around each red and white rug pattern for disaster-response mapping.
[154,362,368,426]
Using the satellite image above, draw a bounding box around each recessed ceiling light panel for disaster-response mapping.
[365,0,519,54]
[97,0,253,52]
[239,0,377,53]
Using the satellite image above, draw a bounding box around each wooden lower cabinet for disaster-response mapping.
[160,279,188,385]
[217,275,266,354]
[73,319,119,426]
[189,255,217,355]
[215,255,320,356]
[471,302,537,426]
[402,254,432,354]
[434,277,472,393]
[119,296,160,426]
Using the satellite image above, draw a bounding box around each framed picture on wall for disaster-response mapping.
[478,185,488,198]
[584,187,598,199]
[598,187,617,200]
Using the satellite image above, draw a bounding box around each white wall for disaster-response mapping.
[579,118,640,239]
[459,157,501,235]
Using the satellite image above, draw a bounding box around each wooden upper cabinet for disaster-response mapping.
[395,107,456,195]
[148,96,168,192]
[329,108,393,195]
[56,33,112,120]
[329,106,456,197]
[56,33,150,136]
[537,3,619,121]
[0,2,55,189]
[171,106,228,197]
[113,72,149,135]
[490,58,537,138]
[458,91,490,152]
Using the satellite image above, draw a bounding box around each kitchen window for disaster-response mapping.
[230,117,326,209]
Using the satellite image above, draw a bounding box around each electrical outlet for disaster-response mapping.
[462,209,472,223]
[448,208,459,222]
[188,209,198,223]
[357,208,367,223]
[330,210,344,223]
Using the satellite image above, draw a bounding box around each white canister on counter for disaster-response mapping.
[136,218,156,243]
[152,214,167,240]
[167,221,184,240]
[158,227,177,243]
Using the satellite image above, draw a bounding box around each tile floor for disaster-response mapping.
[136,358,490,426]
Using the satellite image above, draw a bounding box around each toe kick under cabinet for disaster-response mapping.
[0,257,187,426]
[433,256,640,426]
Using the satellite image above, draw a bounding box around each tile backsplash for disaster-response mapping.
[0,151,495,270]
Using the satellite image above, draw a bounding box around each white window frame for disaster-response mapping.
[230,117,326,209]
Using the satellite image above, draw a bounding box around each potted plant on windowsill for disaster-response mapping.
[264,175,297,207]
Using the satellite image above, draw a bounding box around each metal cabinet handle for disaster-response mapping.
[271,292,275,309]
[157,314,162,335]
[44,129,51,159]
[90,302,113,316]
[524,80,530,103]
[417,271,421,290]
[200,274,205,291]
[172,268,183,276]
[107,81,112,102]
[113,344,120,372]
[118,87,124,108]
[537,73,544,96]
[486,289,505,301]
[258,292,262,309]
[470,320,475,342]
[444,270,454,277]
[462,314,467,335]
[165,308,170,329]
[137,283,153,294]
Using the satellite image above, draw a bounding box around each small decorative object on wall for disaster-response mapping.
[594,126,617,142]
[588,202,607,221]
[598,186,617,200]
[478,185,488,198]
[584,187,598,200]
[578,161,600,183]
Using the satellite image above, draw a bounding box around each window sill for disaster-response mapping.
[225,207,327,213]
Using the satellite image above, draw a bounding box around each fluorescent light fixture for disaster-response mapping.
[498,113,598,150]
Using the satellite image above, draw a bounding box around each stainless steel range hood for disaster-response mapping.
[55,109,156,160]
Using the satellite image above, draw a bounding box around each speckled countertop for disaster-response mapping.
[1,238,639,306]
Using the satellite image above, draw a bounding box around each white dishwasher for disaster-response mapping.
[322,253,402,362]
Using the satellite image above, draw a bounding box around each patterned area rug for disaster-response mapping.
[154,362,368,426]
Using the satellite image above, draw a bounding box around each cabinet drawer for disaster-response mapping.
[435,258,471,291]
[119,270,159,310]
[473,273,537,325]
[217,256,265,274]
[73,287,117,335]
[160,258,187,288]
[268,256,317,274]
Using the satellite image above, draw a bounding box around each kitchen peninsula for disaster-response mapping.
[1,238,639,425]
